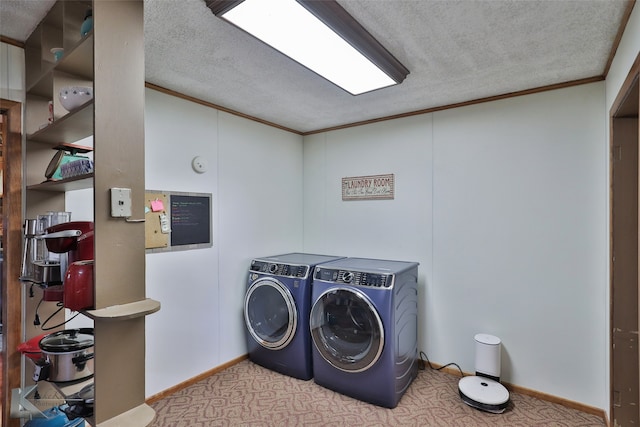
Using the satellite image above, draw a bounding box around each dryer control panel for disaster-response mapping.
[314,268,393,288]
[250,260,309,278]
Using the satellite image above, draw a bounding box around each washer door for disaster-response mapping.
[244,277,297,350]
[310,287,384,372]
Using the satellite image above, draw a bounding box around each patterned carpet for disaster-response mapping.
[150,359,605,427]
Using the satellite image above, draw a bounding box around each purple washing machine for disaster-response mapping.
[310,257,420,408]
[244,253,345,380]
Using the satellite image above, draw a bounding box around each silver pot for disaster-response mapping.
[37,328,94,383]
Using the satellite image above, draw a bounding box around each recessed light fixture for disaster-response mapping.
[206,0,409,95]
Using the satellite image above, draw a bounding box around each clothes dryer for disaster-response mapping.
[310,257,419,408]
[244,253,345,380]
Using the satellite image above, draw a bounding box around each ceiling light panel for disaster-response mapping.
[208,0,409,95]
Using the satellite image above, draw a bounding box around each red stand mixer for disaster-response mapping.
[43,221,95,311]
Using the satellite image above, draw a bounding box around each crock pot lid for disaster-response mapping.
[40,328,94,352]
[69,382,94,402]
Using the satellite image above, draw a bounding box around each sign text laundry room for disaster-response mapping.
[342,174,394,201]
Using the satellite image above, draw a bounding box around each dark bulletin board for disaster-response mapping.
[145,190,213,253]
[170,194,211,247]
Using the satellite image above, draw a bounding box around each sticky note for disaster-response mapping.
[151,199,164,212]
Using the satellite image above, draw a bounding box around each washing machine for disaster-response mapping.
[310,257,419,408]
[244,253,345,380]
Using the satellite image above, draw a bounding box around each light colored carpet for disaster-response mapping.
[150,359,605,426]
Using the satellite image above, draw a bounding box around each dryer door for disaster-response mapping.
[310,287,384,373]
[244,277,297,350]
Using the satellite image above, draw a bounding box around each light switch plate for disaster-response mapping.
[110,187,132,218]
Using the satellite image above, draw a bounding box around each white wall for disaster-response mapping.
[303,114,434,352]
[0,42,25,102]
[303,83,607,408]
[216,111,304,362]
[303,115,433,263]
[143,89,303,396]
[143,89,219,395]
[432,85,606,407]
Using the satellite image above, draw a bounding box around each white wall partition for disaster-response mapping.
[303,114,434,349]
[144,89,220,396]
[217,111,304,363]
[432,84,606,407]
[143,89,303,396]
[303,83,607,408]
[0,42,25,102]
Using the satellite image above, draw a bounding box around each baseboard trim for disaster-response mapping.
[433,364,607,424]
[146,354,248,404]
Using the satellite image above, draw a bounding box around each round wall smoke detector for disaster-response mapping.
[192,156,208,173]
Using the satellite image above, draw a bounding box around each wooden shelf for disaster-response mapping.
[96,403,156,427]
[27,34,94,96]
[56,33,94,80]
[27,173,93,192]
[27,101,94,145]
[84,299,161,321]
[52,142,93,153]
[50,377,93,399]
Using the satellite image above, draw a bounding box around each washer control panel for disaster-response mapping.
[250,260,309,278]
[314,268,393,288]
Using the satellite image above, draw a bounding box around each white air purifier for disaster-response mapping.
[458,333,510,413]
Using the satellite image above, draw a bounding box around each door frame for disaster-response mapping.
[0,98,23,427]
[610,53,640,426]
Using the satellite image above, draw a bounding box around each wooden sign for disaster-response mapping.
[342,174,394,201]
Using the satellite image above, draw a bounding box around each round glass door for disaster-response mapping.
[244,278,297,350]
[310,287,384,372]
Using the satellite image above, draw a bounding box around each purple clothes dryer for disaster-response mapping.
[310,257,419,408]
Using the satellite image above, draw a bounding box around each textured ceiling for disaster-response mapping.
[0,0,633,134]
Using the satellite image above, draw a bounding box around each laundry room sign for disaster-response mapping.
[342,174,395,201]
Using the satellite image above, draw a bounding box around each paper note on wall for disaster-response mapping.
[145,191,169,249]
[151,199,164,212]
